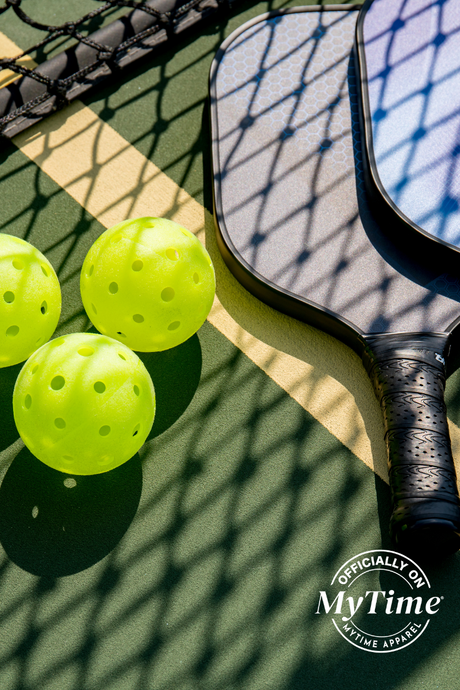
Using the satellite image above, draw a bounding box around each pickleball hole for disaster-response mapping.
[109,282,118,294]
[166,248,179,261]
[132,260,143,272]
[133,314,144,323]
[117,332,126,338]
[133,424,140,436]
[31,364,39,374]
[118,353,126,360]
[168,321,180,331]
[88,265,94,277]
[64,478,77,489]
[99,425,111,436]
[40,301,47,314]
[41,264,50,277]
[32,506,39,519]
[63,455,73,462]
[133,385,140,396]
[78,347,94,357]
[51,376,65,390]
[12,259,23,270]
[94,381,106,394]
[6,325,19,337]
[3,291,14,303]
[24,394,32,409]
[92,303,97,314]
[161,287,175,302]
[54,418,66,429]
[36,337,42,345]
[193,273,200,284]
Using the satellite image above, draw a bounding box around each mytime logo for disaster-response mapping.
[316,550,443,653]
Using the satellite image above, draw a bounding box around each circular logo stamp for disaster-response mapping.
[315,549,442,653]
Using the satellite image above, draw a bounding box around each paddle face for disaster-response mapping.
[210,6,460,355]
[210,5,460,559]
[358,0,460,252]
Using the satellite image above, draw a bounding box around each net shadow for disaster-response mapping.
[213,7,460,344]
[0,2,460,689]
[363,0,460,248]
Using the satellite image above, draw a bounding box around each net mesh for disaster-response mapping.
[0,0,231,137]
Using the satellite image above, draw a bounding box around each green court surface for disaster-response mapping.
[1,1,460,689]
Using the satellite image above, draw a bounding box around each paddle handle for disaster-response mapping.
[363,333,460,559]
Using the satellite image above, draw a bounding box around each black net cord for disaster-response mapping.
[0,0,235,137]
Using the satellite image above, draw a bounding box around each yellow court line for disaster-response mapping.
[5,33,460,484]
[0,33,37,89]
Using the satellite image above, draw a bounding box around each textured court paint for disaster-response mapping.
[8,78,388,480]
[5,18,460,482]
[0,3,129,63]
[0,32,37,89]
[2,9,460,690]
[0,317,397,690]
[0,21,386,477]
[13,100,207,238]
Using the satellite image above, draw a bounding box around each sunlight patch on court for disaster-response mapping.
[5,30,460,485]
[0,32,37,89]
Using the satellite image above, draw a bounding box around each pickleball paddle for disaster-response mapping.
[209,5,460,559]
[356,0,460,254]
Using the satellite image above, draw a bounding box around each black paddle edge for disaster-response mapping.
[354,0,460,259]
[209,4,366,357]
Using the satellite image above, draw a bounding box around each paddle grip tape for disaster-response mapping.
[362,333,460,544]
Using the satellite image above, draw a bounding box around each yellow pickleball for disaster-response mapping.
[80,217,216,351]
[0,234,61,367]
[13,332,155,475]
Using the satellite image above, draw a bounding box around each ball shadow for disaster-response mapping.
[139,332,202,439]
[0,446,142,577]
[0,362,23,453]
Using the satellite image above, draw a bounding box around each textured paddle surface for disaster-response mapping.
[212,8,460,336]
[362,0,460,248]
